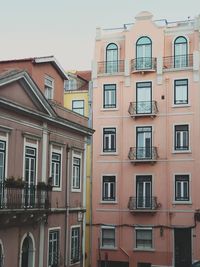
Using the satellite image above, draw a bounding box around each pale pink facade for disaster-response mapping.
[92,12,200,267]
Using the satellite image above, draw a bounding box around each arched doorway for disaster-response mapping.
[21,234,34,267]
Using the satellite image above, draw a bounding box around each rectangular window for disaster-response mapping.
[136,127,152,159]
[136,82,152,114]
[0,140,6,182]
[136,176,152,209]
[51,152,61,188]
[103,84,116,108]
[64,79,77,91]
[72,155,81,190]
[136,228,152,249]
[103,128,116,153]
[24,146,36,207]
[174,79,188,105]
[48,229,59,266]
[174,125,189,151]
[71,227,80,264]
[101,227,115,248]
[175,175,189,201]
[45,76,54,100]
[102,176,116,202]
[72,100,84,115]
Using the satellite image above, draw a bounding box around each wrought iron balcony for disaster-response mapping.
[0,182,51,210]
[131,57,157,72]
[128,196,158,212]
[163,54,193,70]
[128,147,158,163]
[97,60,124,75]
[128,101,158,117]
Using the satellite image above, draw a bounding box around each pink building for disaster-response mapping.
[92,11,200,267]
[0,58,93,267]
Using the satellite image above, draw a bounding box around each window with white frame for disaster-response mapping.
[51,149,61,188]
[45,76,54,100]
[71,226,80,264]
[64,79,77,91]
[101,227,116,248]
[175,175,189,201]
[174,125,189,151]
[135,228,152,249]
[102,176,116,202]
[103,128,116,153]
[103,84,116,108]
[72,100,84,115]
[72,152,82,191]
[0,140,6,183]
[48,229,59,267]
[174,79,188,105]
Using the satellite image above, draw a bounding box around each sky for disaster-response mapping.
[0,0,200,71]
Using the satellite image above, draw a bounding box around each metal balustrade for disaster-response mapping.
[163,54,193,69]
[131,57,157,72]
[97,60,124,74]
[128,196,158,211]
[0,183,51,210]
[128,147,158,162]
[128,101,158,117]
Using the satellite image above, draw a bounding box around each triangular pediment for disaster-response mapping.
[0,70,56,117]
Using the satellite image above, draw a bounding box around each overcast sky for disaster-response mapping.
[1,0,200,70]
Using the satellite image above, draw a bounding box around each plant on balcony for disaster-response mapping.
[37,181,52,190]
[5,177,25,188]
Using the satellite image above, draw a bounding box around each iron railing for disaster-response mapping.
[131,57,157,72]
[128,101,158,116]
[163,54,193,69]
[128,196,158,210]
[0,183,51,210]
[128,147,158,161]
[97,60,124,74]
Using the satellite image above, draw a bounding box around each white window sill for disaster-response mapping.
[100,108,119,111]
[71,189,81,193]
[100,152,118,156]
[100,201,118,204]
[172,201,192,205]
[70,260,80,266]
[172,104,190,108]
[52,187,62,192]
[172,150,191,154]
[133,248,155,252]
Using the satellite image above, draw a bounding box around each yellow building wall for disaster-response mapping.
[64,90,91,267]
[64,90,89,117]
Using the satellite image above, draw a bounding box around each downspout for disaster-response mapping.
[82,139,87,267]
[88,80,93,267]
[64,144,70,267]
[39,122,48,267]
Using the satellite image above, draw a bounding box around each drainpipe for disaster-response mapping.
[64,144,70,267]
[82,139,87,267]
[39,123,48,267]
[88,80,93,267]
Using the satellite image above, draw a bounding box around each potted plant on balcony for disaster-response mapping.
[5,177,25,188]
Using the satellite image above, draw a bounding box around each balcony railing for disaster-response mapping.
[163,54,193,69]
[131,57,157,72]
[128,196,158,211]
[128,101,158,117]
[128,147,158,162]
[0,183,51,210]
[97,60,124,74]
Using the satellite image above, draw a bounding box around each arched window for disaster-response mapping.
[136,37,152,70]
[106,43,118,73]
[174,36,188,68]
[20,234,35,267]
